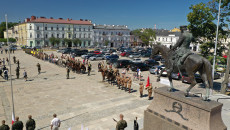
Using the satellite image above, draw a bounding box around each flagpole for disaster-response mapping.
[5,14,15,123]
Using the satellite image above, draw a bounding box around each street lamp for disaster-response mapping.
[212,0,221,89]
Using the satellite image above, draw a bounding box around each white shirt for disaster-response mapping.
[51,117,61,127]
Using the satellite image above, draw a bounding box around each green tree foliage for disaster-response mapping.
[63,38,72,46]
[105,40,109,46]
[0,38,7,42]
[49,37,60,46]
[131,29,156,46]
[9,38,16,43]
[187,3,216,40]
[72,38,81,46]
[0,22,18,38]
[200,41,226,58]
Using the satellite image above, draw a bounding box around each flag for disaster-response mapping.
[145,76,150,88]
[12,112,15,125]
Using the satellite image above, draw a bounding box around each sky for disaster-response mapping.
[0,0,211,30]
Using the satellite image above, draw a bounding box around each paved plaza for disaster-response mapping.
[0,49,227,130]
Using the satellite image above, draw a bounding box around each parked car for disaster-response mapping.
[129,53,141,59]
[62,49,72,54]
[144,59,159,66]
[158,67,167,76]
[89,55,105,61]
[216,65,225,72]
[181,73,203,84]
[81,53,95,59]
[152,55,162,61]
[105,54,119,60]
[214,72,221,80]
[113,59,133,68]
[131,63,149,71]
[141,52,151,57]
[149,65,162,74]
[57,49,65,53]
[120,52,127,57]
[72,49,88,56]
[94,51,102,55]
[132,58,142,63]
[106,58,118,65]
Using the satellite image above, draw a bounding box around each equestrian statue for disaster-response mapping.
[151,26,213,101]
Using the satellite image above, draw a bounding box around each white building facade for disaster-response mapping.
[22,16,94,47]
[93,25,130,47]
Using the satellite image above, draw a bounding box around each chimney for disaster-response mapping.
[80,19,83,21]
[31,16,36,21]
[40,16,46,19]
[50,17,53,19]
[85,19,88,21]
[67,18,70,21]
[58,18,63,20]
[25,18,30,22]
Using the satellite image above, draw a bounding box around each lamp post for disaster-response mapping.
[5,14,15,123]
[212,0,221,90]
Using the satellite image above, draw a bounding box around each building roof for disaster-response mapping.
[93,24,129,30]
[27,17,92,25]
[154,29,181,37]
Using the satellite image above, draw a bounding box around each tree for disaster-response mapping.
[9,38,16,43]
[105,40,109,46]
[0,22,18,38]
[49,37,60,46]
[72,38,81,47]
[131,29,156,46]
[63,38,72,47]
[187,3,216,40]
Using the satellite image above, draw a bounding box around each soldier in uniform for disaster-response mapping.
[128,77,132,93]
[66,67,70,79]
[37,63,41,74]
[0,120,10,130]
[116,73,120,89]
[17,60,20,69]
[88,62,92,76]
[146,83,153,100]
[113,114,127,130]
[139,82,144,97]
[26,115,36,130]
[13,56,16,64]
[124,77,129,92]
[16,67,20,79]
[12,116,23,130]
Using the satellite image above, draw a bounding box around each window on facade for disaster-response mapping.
[51,27,53,31]
[45,27,47,30]
[57,34,59,38]
[37,26,39,30]
[163,38,164,41]
[30,33,32,38]
[74,34,76,38]
[88,34,90,38]
[171,37,172,42]
[51,34,54,37]
[83,28,85,31]
[57,25,59,30]
[88,27,90,31]
[79,34,81,38]
[84,34,86,38]
[158,38,160,41]
[30,26,32,30]
[62,27,64,31]
[45,34,48,38]
[62,34,64,38]
[68,28,70,31]
[68,34,71,38]
[37,34,40,38]
[111,32,113,35]
[166,38,167,41]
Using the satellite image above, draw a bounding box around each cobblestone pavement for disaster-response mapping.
[0,49,223,130]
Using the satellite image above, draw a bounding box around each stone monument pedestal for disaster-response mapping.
[143,87,227,130]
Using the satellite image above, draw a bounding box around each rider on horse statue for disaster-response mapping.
[170,26,194,68]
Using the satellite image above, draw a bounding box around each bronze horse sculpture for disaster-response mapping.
[151,44,213,100]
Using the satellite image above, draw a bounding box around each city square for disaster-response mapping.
[0,0,230,130]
